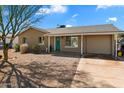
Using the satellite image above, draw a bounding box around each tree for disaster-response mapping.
[0,5,43,62]
[0,5,44,87]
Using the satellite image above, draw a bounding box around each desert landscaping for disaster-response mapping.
[0,49,124,88]
[0,49,80,88]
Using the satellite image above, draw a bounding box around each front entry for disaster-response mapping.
[56,37,60,51]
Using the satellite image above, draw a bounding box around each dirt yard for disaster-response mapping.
[0,49,80,88]
[0,49,124,88]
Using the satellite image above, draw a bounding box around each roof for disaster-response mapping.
[19,24,124,36]
[19,26,49,35]
[47,24,121,35]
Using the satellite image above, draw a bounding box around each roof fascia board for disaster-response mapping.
[19,27,48,36]
[46,32,121,36]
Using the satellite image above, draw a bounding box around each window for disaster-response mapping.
[22,37,27,44]
[39,37,42,43]
[38,37,44,44]
[65,36,78,48]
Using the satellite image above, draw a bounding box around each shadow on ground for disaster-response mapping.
[15,61,114,88]
[71,71,115,88]
[0,53,115,88]
[83,54,114,60]
[51,52,81,58]
[17,61,79,88]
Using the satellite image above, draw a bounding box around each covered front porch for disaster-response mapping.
[47,33,121,59]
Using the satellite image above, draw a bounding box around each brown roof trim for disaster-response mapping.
[47,31,124,35]
[19,26,49,36]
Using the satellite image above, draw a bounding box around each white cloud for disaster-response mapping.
[36,8,50,14]
[65,13,78,25]
[36,5,67,15]
[66,25,72,27]
[51,5,67,13]
[72,14,79,18]
[96,5,124,10]
[106,17,117,23]
[96,5,113,10]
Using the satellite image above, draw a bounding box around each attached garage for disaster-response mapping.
[86,35,112,54]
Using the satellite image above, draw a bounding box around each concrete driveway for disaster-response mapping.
[71,58,124,88]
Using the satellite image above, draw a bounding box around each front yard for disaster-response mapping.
[0,49,124,88]
[0,49,80,88]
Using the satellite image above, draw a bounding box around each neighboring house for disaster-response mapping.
[6,34,18,46]
[12,36,18,46]
[18,24,124,58]
[0,34,18,48]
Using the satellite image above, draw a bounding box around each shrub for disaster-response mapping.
[20,44,29,54]
[14,44,20,52]
[32,44,42,54]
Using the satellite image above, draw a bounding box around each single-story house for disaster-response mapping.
[18,24,124,58]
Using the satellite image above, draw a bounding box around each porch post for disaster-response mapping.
[81,35,83,56]
[54,36,56,51]
[48,36,50,53]
[115,34,118,59]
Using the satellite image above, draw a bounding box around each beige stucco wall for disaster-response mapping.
[19,28,48,50]
[19,28,115,55]
[83,35,112,54]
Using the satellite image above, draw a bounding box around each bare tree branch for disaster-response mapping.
[0,5,46,87]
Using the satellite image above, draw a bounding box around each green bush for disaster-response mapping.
[20,44,29,54]
[32,44,42,54]
[14,44,20,52]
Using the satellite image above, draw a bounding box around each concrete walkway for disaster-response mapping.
[71,58,124,88]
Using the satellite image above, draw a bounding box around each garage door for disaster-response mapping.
[86,35,112,54]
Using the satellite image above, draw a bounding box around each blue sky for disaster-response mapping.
[35,5,124,30]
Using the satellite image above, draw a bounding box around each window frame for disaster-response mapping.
[65,36,78,48]
[38,36,44,45]
[22,37,27,44]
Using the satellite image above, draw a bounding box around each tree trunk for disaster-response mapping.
[3,48,8,62]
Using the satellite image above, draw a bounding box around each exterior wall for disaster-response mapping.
[50,36,54,51]
[19,28,115,55]
[61,35,81,53]
[83,35,112,54]
[19,28,48,50]
[50,35,114,55]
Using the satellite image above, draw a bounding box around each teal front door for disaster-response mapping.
[56,37,60,51]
